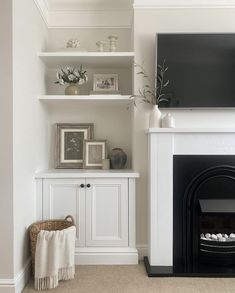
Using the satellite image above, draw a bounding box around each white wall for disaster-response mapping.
[133,8,235,246]
[0,0,14,280]
[47,28,133,52]
[12,0,48,277]
[47,102,132,169]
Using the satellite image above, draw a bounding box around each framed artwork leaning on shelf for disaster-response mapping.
[91,74,119,94]
[83,140,107,169]
[55,123,94,169]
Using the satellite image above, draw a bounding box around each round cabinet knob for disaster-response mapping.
[80,184,85,188]
[86,184,91,188]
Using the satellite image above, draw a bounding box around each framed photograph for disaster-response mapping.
[56,123,94,169]
[93,74,118,92]
[83,140,107,169]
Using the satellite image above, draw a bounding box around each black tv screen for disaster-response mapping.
[157,34,235,108]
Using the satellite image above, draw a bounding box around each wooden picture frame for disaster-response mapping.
[55,123,94,169]
[83,140,107,169]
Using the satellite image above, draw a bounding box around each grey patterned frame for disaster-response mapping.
[55,123,94,169]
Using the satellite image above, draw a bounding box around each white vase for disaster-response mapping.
[149,105,162,128]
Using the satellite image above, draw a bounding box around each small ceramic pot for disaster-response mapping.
[96,41,106,52]
[65,83,79,95]
[162,113,175,128]
[110,148,127,169]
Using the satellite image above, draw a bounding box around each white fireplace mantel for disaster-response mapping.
[146,128,235,270]
[147,128,235,133]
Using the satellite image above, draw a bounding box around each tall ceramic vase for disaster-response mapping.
[149,104,162,128]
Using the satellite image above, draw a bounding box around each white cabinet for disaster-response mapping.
[86,178,128,247]
[43,178,86,247]
[36,170,139,265]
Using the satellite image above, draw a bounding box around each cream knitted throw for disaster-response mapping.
[35,226,76,291]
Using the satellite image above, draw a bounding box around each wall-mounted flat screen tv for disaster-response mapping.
[157,34,235,108]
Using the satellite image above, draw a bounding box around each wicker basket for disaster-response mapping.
[29,215,75,275]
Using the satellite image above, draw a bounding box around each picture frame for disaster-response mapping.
[56,123,94,169]
[93,74,118,92]
[83,140,107,169]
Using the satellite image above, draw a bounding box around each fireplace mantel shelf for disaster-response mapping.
[146,128,235,134]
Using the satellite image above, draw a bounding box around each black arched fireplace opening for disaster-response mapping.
[174,155,235,276]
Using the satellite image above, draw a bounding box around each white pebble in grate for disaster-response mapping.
[211,234,218,240]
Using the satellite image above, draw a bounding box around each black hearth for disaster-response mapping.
[174,155,235,276]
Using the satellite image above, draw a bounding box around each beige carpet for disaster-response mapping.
[23,262,235,293]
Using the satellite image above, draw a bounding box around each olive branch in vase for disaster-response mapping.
[131,60,170,106]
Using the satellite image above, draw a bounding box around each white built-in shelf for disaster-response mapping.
[35,169,140,179]
[38,95,132,101]
[38,95,133,105]
[38,52,135,68]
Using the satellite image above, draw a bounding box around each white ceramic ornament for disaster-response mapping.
[162,113,175,128]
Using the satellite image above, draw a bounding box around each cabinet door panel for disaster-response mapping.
[43,179,85,247]
[86,178,128,247]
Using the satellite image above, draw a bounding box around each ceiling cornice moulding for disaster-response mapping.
[34,0,132,28]
[34,0,49,25]
[45,0,132,11]
[133,0,235,9]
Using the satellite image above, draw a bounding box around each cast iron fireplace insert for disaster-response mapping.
[173,155,235,277]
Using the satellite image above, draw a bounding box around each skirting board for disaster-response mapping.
[75,247,139,265]
[136,244,148,261]
[0,258,31,293]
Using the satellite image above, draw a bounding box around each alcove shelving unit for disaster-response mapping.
[36,49,139,265]
[38,49,135,169]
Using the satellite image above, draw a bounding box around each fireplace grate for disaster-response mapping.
[200,237,235,266]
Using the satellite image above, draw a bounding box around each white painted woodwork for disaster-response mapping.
[147,128,235,133]
[86,178,128,247]
[128,178,137,249]
[35,179,43,221]
[46,0,132,11]
[75,247,138,265]
[38,52,134,68]
[43,178,86,247]
[35,169,139,178]
[38,95,133,106]
[133,0,235,8]
[147,129,235,267]
[36,171,139,264]
[39,95,132,101]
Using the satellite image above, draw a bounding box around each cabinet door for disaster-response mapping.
[86,178,129,247]
[43,179,86,247]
